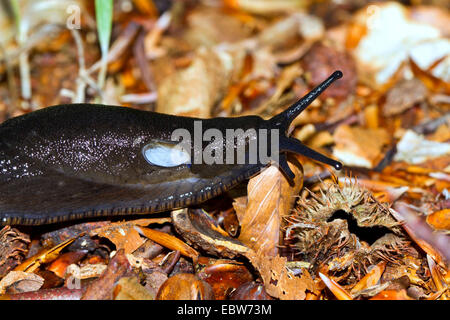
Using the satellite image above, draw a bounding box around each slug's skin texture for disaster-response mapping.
[0,71,343,226]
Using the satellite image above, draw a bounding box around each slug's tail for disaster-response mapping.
[269,71,343,179]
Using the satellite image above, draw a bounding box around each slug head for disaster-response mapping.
[268,70,343,180]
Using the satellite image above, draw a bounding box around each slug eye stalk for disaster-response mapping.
[270,71,343,179]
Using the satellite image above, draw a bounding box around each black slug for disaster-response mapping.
[0,71,343,226]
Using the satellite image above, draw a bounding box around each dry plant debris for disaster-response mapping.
[0,0,449,301]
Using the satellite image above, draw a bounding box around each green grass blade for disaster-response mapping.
[95,0,113,91]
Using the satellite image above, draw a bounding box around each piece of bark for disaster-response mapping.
[81,250,134,300]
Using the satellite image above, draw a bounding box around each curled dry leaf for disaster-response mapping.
[0,271,44,295]
[426,255,447,295]
[257,12,324,48]
[171,209,249,259]
[333,125,390,169]
[156,47,235,118]
[92,222,145,255]
[233,159,303,257]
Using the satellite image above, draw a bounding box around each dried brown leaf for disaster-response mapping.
[383,78,427,116]
[0,271,44,295]
[0,226,30,278]
[333,125,390,168]
[156,47,235,118]
[245,250,314,300]
[319,272,353,300]
[233,160,303,257]
[93,222,145,255]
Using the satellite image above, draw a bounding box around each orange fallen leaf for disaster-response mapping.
[135,226,199,262]
[350,261,386,296]
[14,235,80,273]
[47,251,86,278]
[319,272,353,300]
[91,218,171,254]
[426,209,450,231]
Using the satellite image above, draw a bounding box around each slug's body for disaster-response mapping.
[0,71,343,225]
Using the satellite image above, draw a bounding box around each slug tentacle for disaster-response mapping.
[269,70,343,172]
[280,137,342,170]
[275,153,295,181]
[270,70,343,131]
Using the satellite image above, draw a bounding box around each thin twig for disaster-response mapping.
[87,22,140,75]
[70,29,87,103]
